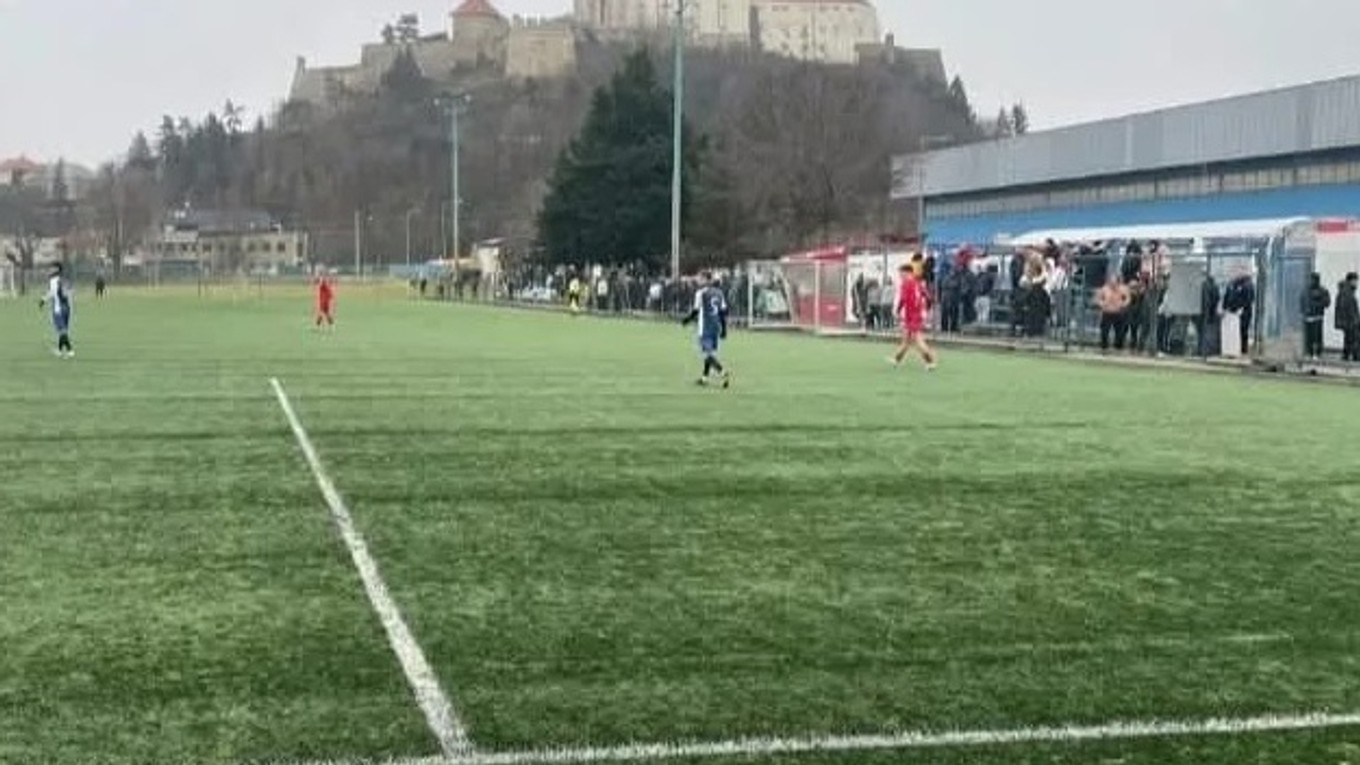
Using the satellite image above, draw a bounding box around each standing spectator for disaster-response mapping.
[975,263,997,325]
[94,274,107,299]
[877,275,896,330]
[1095,275,1131,352]
[865,279,882,330]
[1128,271,1159,354]
[647,280,664,313]
[1198,273,1222,357]
[595,275,610,312]
[1302,272,1331,360]
[853,274,870,329]
[1121,241,1144,284]
[1008,252,1028,337]
[960,253,980,326]
[940,262,965,333]
[1021,252,1050,338]
[1047,254,1071,332]
[1337,273,1360,361]
[1223,273,1256,357]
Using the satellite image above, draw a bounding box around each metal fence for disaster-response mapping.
[734,236,1332,368]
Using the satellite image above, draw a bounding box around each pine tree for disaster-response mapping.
[223,100,245,136]
[994,107,1014,139]
[396,13,421,43]
[381,47,430,102]
[127,132,156,171]
[538,50,698,271]
[1011,102,1031,135]
[947,76,977,125]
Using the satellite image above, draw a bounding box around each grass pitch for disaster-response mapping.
[2,288,1359,765]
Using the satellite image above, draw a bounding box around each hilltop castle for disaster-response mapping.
[290,0,578,106]
[290,0,943,107]
[575,0,880,64]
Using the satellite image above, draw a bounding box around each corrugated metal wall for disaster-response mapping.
[893,76,1360,199]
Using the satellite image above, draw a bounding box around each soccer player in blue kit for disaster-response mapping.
[682,272,731,388]
[39,263,75,358]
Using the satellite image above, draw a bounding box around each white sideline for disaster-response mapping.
[271,710,1360,765]
[271,378,472,758]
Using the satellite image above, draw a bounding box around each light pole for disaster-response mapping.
[354,209,362,278]
[443,93,472,261]
[915,134,954,247]
[405,208,419,268]
[669,0,687,281]
[354,211,375,278]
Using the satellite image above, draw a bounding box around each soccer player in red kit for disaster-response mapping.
[890,260,938,370]
[315,276,336,329]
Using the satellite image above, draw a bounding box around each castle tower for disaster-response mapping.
[450,0,510,68]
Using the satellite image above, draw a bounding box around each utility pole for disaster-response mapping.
[444,94,471,261]
[354,209,362,278]
[669,0,686,281]
[405,208,416,268]
[451,105,460,260]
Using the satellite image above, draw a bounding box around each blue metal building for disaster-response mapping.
[892,75,1360,246]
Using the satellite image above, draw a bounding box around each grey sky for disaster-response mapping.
[4,0,1360,167]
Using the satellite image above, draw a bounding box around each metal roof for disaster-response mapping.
[893,74,1360,199]
[1007,218,1313,247]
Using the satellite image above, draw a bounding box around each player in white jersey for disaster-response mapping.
[39,263,74,358]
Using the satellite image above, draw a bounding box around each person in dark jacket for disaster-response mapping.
[1121,241,1144,284]
[1198,274,1222,357]
[1008,253,1027,337]
[1336,272,1360,362]
[852,274,870,329]
[1302,272,1332,359]
[1223,274,1256,357]
[940,263,965,333]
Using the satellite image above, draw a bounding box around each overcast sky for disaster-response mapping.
[4,0,1360,167]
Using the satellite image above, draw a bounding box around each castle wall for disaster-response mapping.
[693,0,752,44]
[412,40,463,81]
[452,16,510,68]
[753,1,879,65]
[506,23,578,80]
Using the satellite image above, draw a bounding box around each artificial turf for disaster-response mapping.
[2,287,1359,765]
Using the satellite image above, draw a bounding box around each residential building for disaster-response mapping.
[152,209,309,274]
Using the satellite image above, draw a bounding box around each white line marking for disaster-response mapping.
[267,711,1360,765]
[271,377,472,758]
[450,712,1360,765]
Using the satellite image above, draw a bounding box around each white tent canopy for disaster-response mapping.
[1005,218,1314,248]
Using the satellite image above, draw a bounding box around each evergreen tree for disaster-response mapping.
[948,76,968,106]
[538,50,697,271]
[381,47,430,102]
[395,13,421,43]
[223,100,245,136]
[127,132,156,171]
[994,107,1014,139]
[1011,102,1031,135]
[948,76,977,124]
